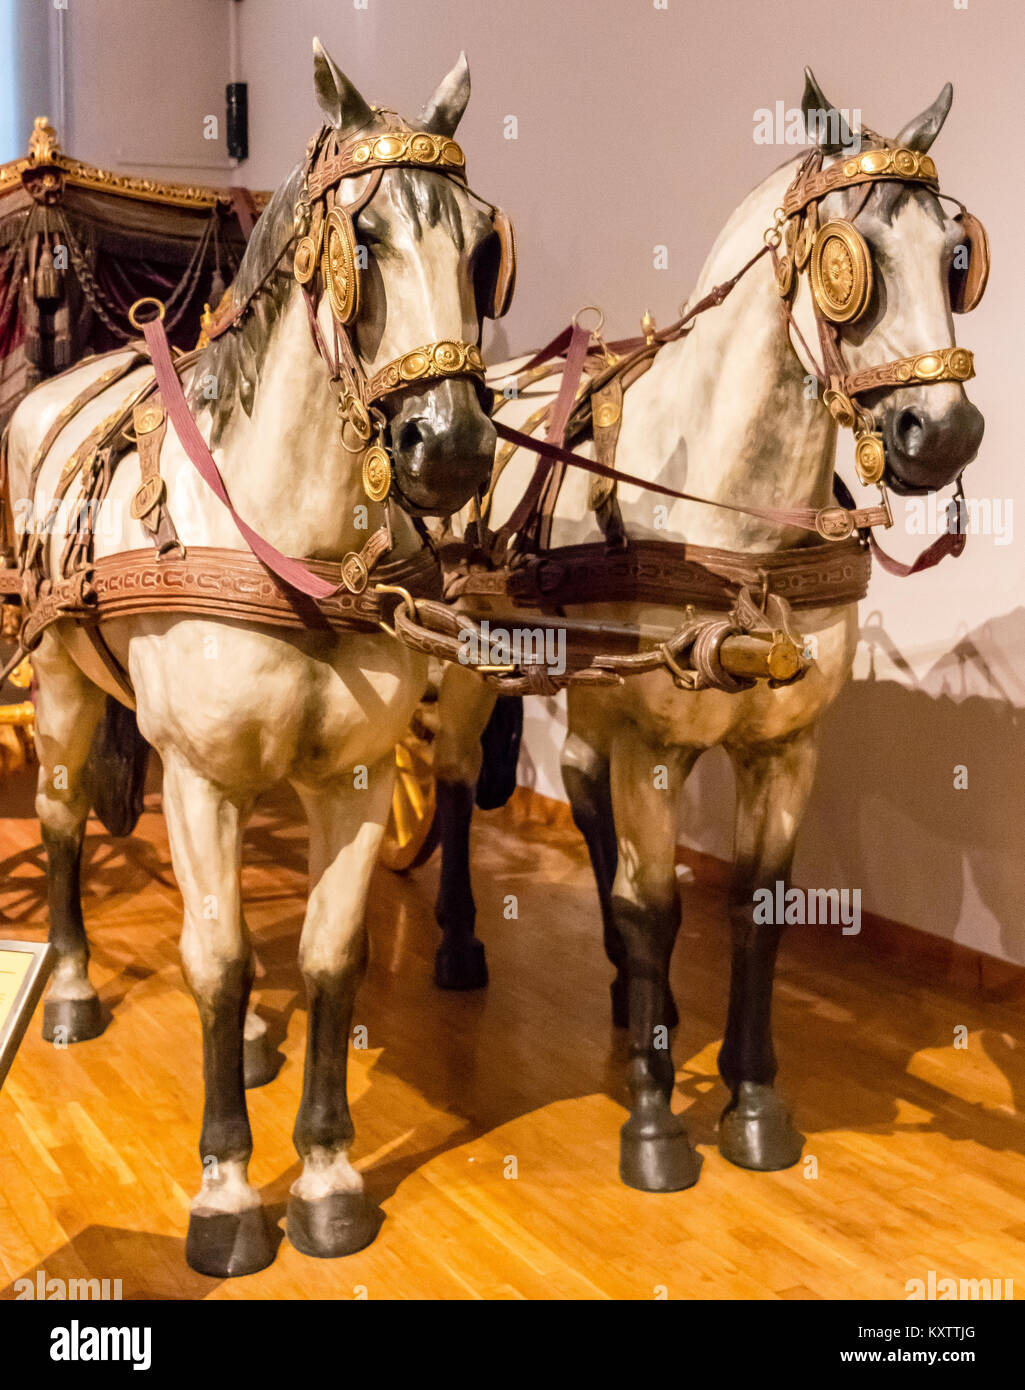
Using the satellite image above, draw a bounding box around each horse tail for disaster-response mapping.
[474,696,523,811]
[85,698,150,838]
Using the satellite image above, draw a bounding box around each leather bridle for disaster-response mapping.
[771,139,981,535]
[481,135,985,585]
[202,113,513,510]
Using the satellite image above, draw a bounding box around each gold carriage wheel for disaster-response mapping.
[379,714,439,872]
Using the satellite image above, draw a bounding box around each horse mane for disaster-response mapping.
[192,163,304,446]
[192,118,474,447]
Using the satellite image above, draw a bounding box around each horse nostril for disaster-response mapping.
[895,408,924,455]
[397,419,425,453]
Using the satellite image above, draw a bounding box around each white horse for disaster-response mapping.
[7,41,503,1275]
[429,74,984,1192]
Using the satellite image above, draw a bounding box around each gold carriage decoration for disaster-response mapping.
[0,120,435,864]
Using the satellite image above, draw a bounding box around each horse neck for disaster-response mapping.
[199,291,416,561]
[615,162,837,552]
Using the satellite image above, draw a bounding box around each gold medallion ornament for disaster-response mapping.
[794,221,814,270]
[341,551,369,593]
[775,253,794,299]
[130,476,166,520]
[321,206,360,324]
[822,388,857,430]
[815,506,856,541]
[854,431,886,485]
[293,234,319,285]
[362,444,392,502]
[810,220,872,324]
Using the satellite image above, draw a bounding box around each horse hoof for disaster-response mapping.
[434,938,488,990]
[286,1190,381,1259]
[42,996,105,1044]
[243,1031,281,1090]
[718,1082,805,1171]
[185,1206,275,1278]
[620,1121,701,1192]
[610,977,679,1031]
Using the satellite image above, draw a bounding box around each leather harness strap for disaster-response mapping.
[141,314,387,601]
[18,545,441,654]
[442,534,872,614]
[130,393,182,556]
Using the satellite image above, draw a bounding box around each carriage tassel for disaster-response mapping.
[34,239,62,302]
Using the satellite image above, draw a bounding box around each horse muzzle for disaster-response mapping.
[386,378,496,517]
[878,386,984,495]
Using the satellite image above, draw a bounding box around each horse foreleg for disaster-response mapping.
[608,724,701,1192]
[285,759,394,1258]
[718,728,818,1171]
[432,662,497,989]
[31,633,107,1044]
[161,752,273,1277]
[561,708,680,1031]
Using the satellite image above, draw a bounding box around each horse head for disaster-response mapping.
[307,40,507,517]
[799,71,985,496]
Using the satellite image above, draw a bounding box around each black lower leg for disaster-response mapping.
[563,761,679,1031]
[716,895,803,1171]
[288,969,378,1258]
[186,955,274,1277]
[615,895,699,1192]
[41,825,105,1043]
[433,779,487,989]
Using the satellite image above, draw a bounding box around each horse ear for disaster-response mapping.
[894,83,953,152]
[420,52,471,136]
[312,36,373,132]
[801,66,853,154]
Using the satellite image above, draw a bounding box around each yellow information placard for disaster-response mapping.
[0,947,34,1032]
[0,940,54,1089]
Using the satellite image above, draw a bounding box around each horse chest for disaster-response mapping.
[126,621,425,787]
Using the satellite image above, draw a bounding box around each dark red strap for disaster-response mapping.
[832,474,966,576]
[229,188,259,240]
[517,326,574,372]
[142,316,343,599]
[499,324,592,547]
[546,324,591,443]
[493,420,886,537]
[869,525,966,576]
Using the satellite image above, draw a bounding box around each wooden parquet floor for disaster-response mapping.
[1,768,1024,1301]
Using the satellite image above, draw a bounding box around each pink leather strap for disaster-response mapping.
[142,316,344,600]
[869,524,966,576]
[493,420,886,539]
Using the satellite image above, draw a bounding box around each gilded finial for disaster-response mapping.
[196,303,213,351]
[28,116,61,165]
[641,309,656,345]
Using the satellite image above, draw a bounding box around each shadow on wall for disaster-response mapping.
[678,606,1025,966]
[803,605,1025,965]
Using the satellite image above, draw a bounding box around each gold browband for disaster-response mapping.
[782,145,939,217]
[307,129,466,200]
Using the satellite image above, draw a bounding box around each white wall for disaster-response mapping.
[15,0,234,185]
[46,0,1025,965]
